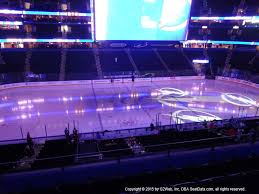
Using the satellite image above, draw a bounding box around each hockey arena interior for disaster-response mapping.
[0,0,258,193]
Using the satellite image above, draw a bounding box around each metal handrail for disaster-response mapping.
[0,115,258,145]
[0,133,255,168]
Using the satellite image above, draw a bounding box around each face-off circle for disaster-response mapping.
[221,93,257,107]
[162,110,221,123]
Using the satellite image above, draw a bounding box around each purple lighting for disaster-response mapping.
[0,77,258,141]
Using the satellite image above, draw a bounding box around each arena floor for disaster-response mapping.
[0,78,258,141]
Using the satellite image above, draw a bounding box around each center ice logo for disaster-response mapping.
[151,87,188,107]
[157,87,186,97]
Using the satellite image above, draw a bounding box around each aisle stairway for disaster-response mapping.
[24,49,32,73]
[223,48,233,76]
[125,137,145,155]
[17,144,44,170]
[59,49,67,81]
[93,48,103,79]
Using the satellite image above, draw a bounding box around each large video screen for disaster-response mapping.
[95,0,192,41]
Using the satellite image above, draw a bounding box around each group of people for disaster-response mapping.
[24,127,79,158]
[225,117,256,143]
[203,117,257,144]
[64,127,79,144]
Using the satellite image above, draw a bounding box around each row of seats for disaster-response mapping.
[0,49,193,77]
[19,156,259,194]
[230,50,258,71]
[0,0,90,11]
[0,28,256,42]
[0,117,257,172]
[137,129,222,153]
[0,143,26,173]
[28,117,259,169]
[99,138,133,158]
[31,138,133,169]
[188,27,258,42]
[0,49,257,81]
[29,129,209,169]
[191,0,258,16]
[0,0,257,15]
[32,139,76,169]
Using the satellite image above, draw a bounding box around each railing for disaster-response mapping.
[0,70,197,84]
[0,69,257,85]
[0,74,258,143]
[0,69,253,85]
[0,132,257,174]
[215,67,258,84]
[0,116,257,145]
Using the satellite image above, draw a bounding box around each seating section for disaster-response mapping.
[99,138,133,158]
[137,129,220,153]
[187,27,200,40]
[230,50,256,70]
[66,50,97,80]
[188,26,258,42]
[184,49,205,61]
[254,61,259,74]
[31,50,61,74]
[70,0,90,11]
[32,139,76,169]
[239,28,259,42]
[210,28,230,41]
[0,117,257,173]
[207,0,240,16]
[190,0,202,16]
[21,156,259,194]
[158,49,196,75]
[208,49,228,66]
[0,48,257,81]
[32,24,60,38]
[130,49,164,72]
[99,49,134,73]
[1,50,26,73]
[79,140,99,154]
[77,140,100,163]
[0,0,20,9]
[33,0,58,10]
[208,49,228,74]
[0,29,26,39]
[67,25,92,39]
[0,143,26,172]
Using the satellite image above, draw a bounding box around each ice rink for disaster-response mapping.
[0,77,258,141]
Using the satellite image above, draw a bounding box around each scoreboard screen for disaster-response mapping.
[95,0,192,41]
